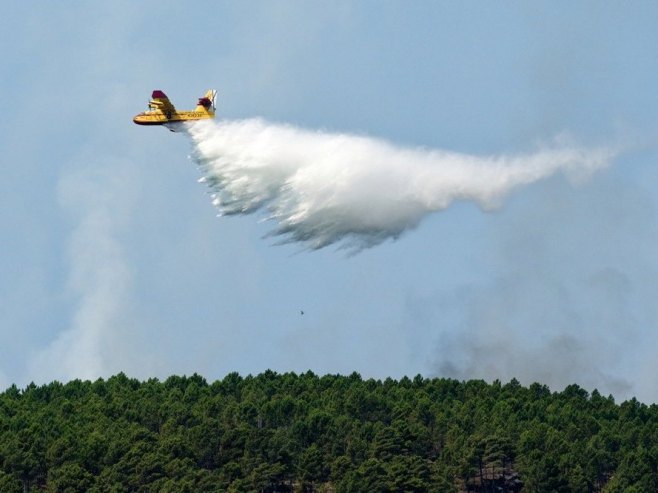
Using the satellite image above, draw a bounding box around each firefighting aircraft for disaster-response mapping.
[133,89,217,126]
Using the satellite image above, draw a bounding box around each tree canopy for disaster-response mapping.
[0,372,655,492]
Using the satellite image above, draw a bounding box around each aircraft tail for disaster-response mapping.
[195,89,217,113]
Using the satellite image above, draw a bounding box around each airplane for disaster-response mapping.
[133,89,217,126]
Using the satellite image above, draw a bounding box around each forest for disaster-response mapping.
[0,371,656,492]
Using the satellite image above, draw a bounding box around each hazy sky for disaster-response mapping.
[2,2,658,402]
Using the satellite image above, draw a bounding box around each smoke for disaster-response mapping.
[420,172,658,401]
[431,272,636,398]
[186,119,615,251]
[27,159,145,383]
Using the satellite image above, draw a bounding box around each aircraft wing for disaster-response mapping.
[149,90,176,114]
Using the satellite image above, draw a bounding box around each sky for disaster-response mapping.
[2,1,658,402]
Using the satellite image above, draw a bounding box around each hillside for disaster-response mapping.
[0,372,656,492]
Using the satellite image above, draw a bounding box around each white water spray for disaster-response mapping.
[186,119,615,250]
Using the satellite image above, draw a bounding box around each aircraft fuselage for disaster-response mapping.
[133,110,214,126]
[133,89,217,126]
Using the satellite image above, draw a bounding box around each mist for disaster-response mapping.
[186,119,616,251]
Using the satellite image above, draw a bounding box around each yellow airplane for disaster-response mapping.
[133,89,217,126]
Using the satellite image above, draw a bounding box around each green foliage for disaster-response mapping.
[0,373,655,491]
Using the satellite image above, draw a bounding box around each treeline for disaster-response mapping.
[0,371,656,492]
